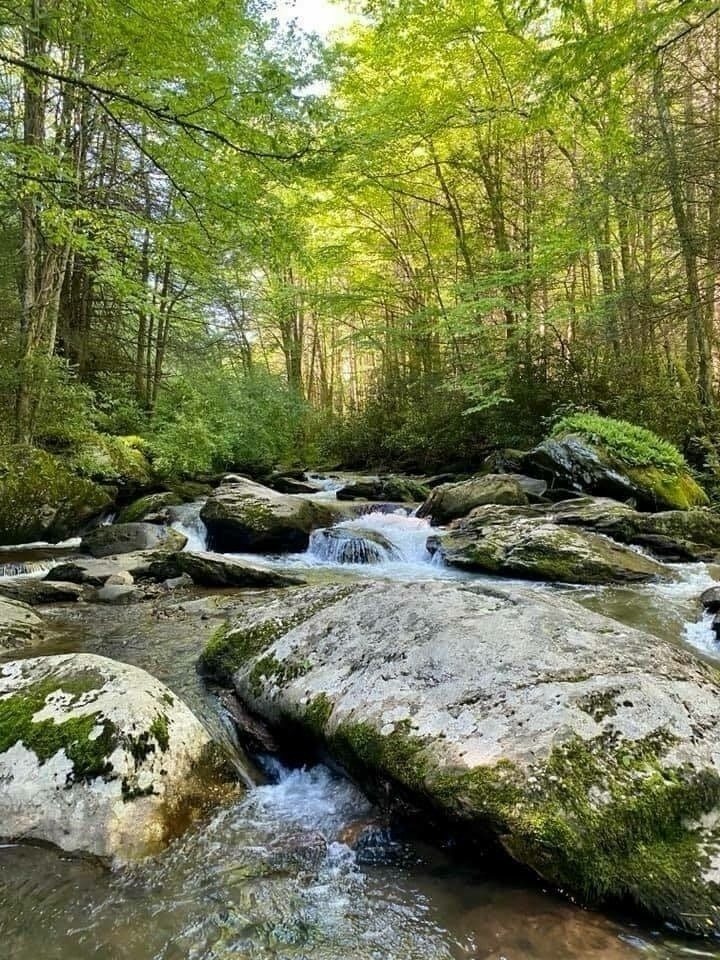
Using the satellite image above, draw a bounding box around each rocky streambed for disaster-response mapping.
[4,461,720,957]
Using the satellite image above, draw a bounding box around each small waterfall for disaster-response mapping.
[0,560,57,579]
[308,511,432,567]
[305,473,346,499]
[169,502,208,552]
[308,527,400,565]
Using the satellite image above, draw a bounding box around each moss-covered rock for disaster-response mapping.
[200,477,343,552]
[429,506,670,583]
[67,433,153,490]
[0,445,111,545]
[523,417,708,511]
[416,474,532,524]
[336,476,430,503]
[0,653,239,860]
[117,492,183,524]
[223,580,720,936]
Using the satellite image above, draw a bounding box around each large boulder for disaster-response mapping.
[81,523,187,558]
[200,478,341,553]
[428,506,669,584]
[46,551,169,586]
[0,446,111,546]
[523,434,708,511]
[417,474,533,524]
[0,598,46,650]
[548,498,720,561]
[0,653,236,861]
[217,580,720,935]
[66,433,153,491]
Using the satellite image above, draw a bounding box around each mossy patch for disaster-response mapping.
[625,465,709,510]
[303,693,334,737]
[0,675,118,784]
[329,718,430,792]
[67,433,152,488]
[247,653,311,697]
[551,414,686,472]
[117,492,182,523]
[0,445,111,544]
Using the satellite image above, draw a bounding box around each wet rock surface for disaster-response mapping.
[429,505,670,583]
[0,598,46,650]
[81,522,187,558]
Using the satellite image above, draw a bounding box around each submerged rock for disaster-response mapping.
[417,474,532,524]
[0,653,238,861]
[0,598,46,650]
[429,506,669,583]
[523,434,708,511]
[81,523,187,558]
[200,478,341,553]
[219,580,720,936]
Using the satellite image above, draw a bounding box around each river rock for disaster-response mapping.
[81,523,187,558]
[0,579,83,605]
[94,582,139,605]
[47,551,169,586]
[0,653,237,861]
[0,598,45,650]
[336,477,430,503]
[522,434,708,511]
[548,498,720,561]
[218,580,720,936]
[152,551,304,588]
[116,492,183,524]
[428,506,670,583]
[200,478,341,552]
[417,474,532,524]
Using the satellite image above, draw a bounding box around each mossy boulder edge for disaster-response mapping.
[0,445,111,545]
[219,580,720,936]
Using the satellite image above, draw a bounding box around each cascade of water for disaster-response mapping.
[0,559,57,579]
[169,502,208,551]
[308,527,400,564]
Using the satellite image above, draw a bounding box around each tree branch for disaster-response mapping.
[0,51,310,160]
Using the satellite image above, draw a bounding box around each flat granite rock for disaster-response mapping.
[216,580,720,935]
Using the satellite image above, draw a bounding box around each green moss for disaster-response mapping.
[551,414,686,472]
[329,718,430,791]
[625,465,709,510]
[67,433,152,487]
[576,688,619,721]
[0,676,118,784]
[247,653,311,697]
[0,445,111,544]
[117,492,182,523]
[303,694,334,737]
[200,587,355,686]
[428,732,720,933]
[199,619,288,685]
[149,713,170,751]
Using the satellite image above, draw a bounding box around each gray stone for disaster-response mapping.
[0,578,83,605]
[336,476,430,503]
[81,523,187,558]
[152,550,304,588]
[200,478,342,553]
[221,580,720,935]
[0,653,237,861]
[417,474,531,524]
[94,582,138,605]
[116,493,183,525]
[47,552,161,587]
[701,586,720,613]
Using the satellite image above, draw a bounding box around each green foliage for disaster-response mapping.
[67,434,153,487]
[551,413,687,473]
[147,366,309,479]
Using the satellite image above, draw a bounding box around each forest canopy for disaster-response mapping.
[1,0,720,478]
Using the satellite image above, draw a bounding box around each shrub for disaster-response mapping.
[551,413,686,473]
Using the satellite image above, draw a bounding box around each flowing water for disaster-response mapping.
[3,496,720,958]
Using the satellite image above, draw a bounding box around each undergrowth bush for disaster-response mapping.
[551,413,686,473]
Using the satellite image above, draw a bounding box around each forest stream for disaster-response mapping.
[2,495,720,960]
